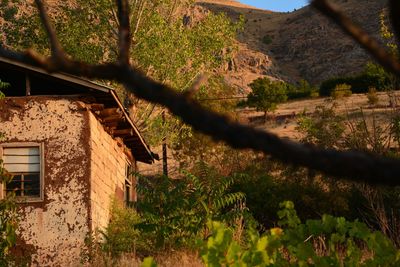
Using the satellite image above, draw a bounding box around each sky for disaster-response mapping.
[239,0,309,12]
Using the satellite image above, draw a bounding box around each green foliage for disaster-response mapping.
[173,76,242,170]
[100,201,145,258]
[0,79,9,99]
[132,9,239,90]
[241,78,287,117]
[135,167,245,250]
[199,202,400,266]
[286,79,319,100]
[240,78,317,116]
[295,104,400,248]
[367,87,379,105]
[200,221,276,267]
[131,7,240,147]
[297,105,345,149]
[1,0,241,148]
[262,35,273,45]
[380,11,397,56]
[141,257,157,267]
[1,0,114,63]
[363,62,394,89]
[319,68,392,97]
[0,158,18,266]
[330,83,352,99]
[231,160,364,232]
[0,81,17,266]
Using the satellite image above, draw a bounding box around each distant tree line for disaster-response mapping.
[319,63,396,96]
[240,60,398,118]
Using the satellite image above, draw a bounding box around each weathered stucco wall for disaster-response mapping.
[88,112,129,232]
[0,96,91,266]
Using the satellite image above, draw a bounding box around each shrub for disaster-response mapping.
[296,103,400,248]
[100,200,145,258]
[261,35,273,45]
[367,87,379,105]
[231,164,363,231]
[331,83,352,99]
[135,168,245,250]
[297,105,346,148]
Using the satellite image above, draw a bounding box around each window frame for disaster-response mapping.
[0,142,45,202]
[124,160,136,206]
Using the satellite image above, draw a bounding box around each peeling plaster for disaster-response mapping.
[0,97,91,266]
[19,178,88,266]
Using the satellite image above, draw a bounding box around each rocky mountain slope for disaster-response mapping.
[197,0,387,91]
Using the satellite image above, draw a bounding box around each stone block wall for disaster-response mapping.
[88,112,129,232]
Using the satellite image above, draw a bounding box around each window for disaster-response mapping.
[1,145,43,200]
[124,162,136,205]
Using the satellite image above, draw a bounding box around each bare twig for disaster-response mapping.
[1,0,400,186]
[34,0,66,64]
[311,0,400,77]
[116,0,131,65]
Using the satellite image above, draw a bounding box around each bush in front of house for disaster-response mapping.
[134,168,246,251]
[96,166,246,260]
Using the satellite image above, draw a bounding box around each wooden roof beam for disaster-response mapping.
[102,114,124,123]
[113,128,134,137]
[96,107,122,117]
[88,103,104,111]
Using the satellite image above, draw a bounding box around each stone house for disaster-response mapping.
[0,57,155,266]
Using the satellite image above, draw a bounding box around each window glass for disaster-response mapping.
[124,162,136,205]
[2,146,41,198]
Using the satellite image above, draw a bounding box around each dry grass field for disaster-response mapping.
[240,91,400,140]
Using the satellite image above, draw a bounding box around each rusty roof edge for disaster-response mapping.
[109,90,155,164]
[0,56,113,93]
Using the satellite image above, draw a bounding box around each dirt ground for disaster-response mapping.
[240,91,400,140]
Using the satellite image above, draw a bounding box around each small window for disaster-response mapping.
[124,162,136,205]
[2,146,42,199]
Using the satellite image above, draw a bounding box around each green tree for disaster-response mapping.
[1,0,241,174]
[243,78,287,120]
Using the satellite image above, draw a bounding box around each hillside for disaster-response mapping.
[197,0,387,91]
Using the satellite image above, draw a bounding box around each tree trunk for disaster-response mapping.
[162,110,168,176]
